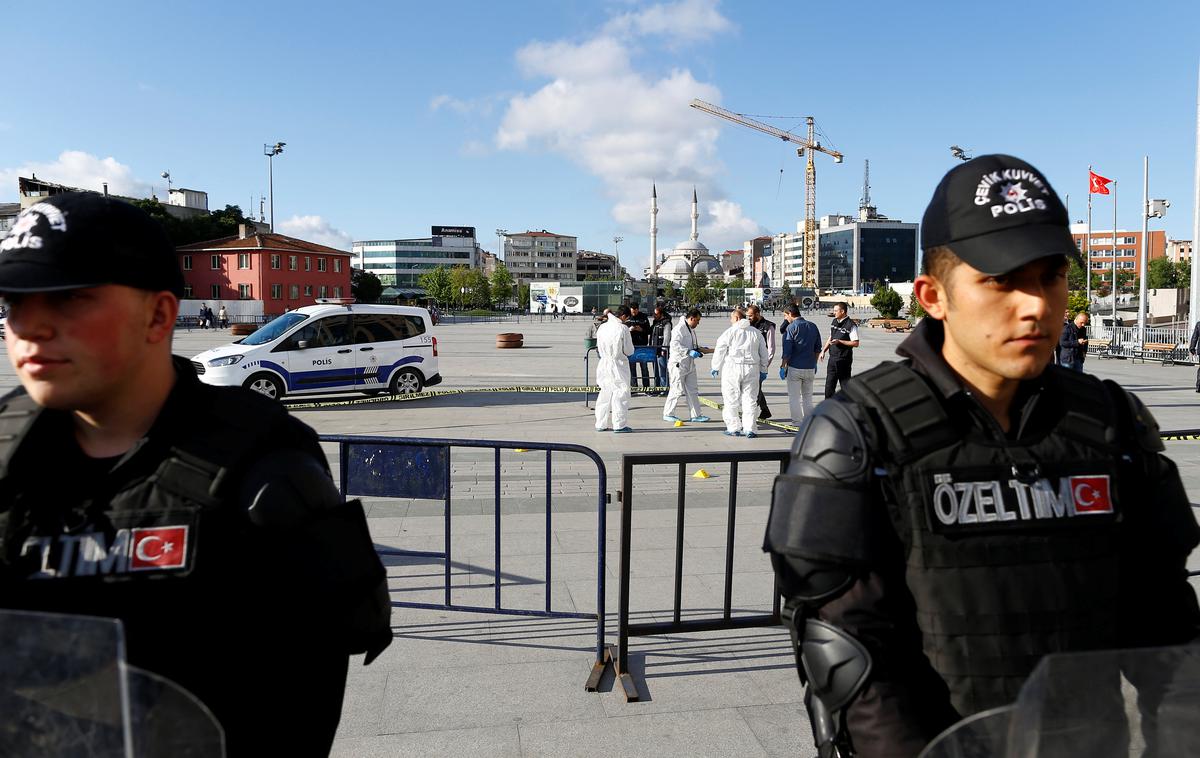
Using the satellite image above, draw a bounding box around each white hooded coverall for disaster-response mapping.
[711,318,769,434]
[663,319,702,420]
[595,313,634,430]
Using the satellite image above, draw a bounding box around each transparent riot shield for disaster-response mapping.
[0,609,224,757]
[920,645,1200,758]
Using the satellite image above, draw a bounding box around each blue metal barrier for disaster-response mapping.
[320,434,610,681]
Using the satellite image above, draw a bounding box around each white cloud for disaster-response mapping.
[430,94,473,114]
[277,215,354,251]
[0,151,153,200]
[494,1,763,267]
[604,0,734,43]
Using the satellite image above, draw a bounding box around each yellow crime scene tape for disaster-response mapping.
[286,386,1196,439]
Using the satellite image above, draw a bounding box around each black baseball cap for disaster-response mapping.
[921,154,1080,275]
[0,192,184,296]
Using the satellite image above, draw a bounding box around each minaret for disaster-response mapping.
[650,183,658,279]
[690,186,699,242]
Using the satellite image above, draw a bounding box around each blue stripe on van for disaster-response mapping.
[261,357,426,392]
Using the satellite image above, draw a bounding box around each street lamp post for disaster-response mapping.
[264,142,285,231]
[1137,156,1170,346]
[161,171,172,197]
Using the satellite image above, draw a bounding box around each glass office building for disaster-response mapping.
[352,226,482,298]
[817,220,917,292]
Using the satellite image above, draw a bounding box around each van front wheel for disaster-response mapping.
[390,368,423,395]
[245,373,285,400]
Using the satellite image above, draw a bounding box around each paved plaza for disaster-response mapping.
[2,313,1198,756]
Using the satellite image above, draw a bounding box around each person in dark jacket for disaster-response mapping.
[0,194,391,757]
[1190,320,1200,392]
[650,305,673,387]
[1059,310,1089,372]
[765,155,1199,758]
[820,302,859,397]
[747,304,777,419]
[625,302,651,387]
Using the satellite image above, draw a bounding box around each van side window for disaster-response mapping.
[276,316,351,351]
[352,314,425,344]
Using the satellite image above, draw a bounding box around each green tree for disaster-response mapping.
[1066,257,1087,291]
[1146,257,1178,289]
[351,269,383,303]
[683,272,709,305]
[870,281,904,319]
[518,283,531,310]
[418,266,453,305]
[133,199,250,246]
[780,283,793,304]
[907,292,926,320]
[662,279,677,299]
[1116,269,1136,293]
[489,263,514,305]
[725,277,749,289]
[464,268,491,308]
[1067,291,1089,317]
[448,266,472,308]
[1178,259,1191,288]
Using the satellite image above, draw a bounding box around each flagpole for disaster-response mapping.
[1112,181,1118,330]
[1139,156,1149,347]
[1086,166,1093,308]
[1190,59,1200,335]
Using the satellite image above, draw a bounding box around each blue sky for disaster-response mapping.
[4,0,1200,275]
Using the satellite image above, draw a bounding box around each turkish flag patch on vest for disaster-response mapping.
[1068,476,1113,514]
[130,526,189,570]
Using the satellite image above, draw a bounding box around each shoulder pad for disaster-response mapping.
[788,397,869,482]
[0,390,42,477]
[1103,380,1165,453]
[243,449,342,528]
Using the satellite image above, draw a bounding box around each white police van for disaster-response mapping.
[190,301,440,400]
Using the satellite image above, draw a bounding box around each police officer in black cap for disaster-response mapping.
[0,193,392,756]
[764,156,1200,757]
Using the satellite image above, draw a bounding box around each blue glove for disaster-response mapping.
[710,369,719,378]
[759,372,768,382]
[688,349,702,359]
[779,367,787,380]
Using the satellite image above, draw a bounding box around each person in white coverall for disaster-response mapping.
[710,308,769,437]
[662,308,709,423]
[595,305,635,433]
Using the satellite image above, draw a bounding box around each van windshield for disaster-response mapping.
[240,312,309,346]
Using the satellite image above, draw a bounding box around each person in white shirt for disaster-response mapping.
[594,305,635,433]
[662,308,709,423]
[710,308,770,438]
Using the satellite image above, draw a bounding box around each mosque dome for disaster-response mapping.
[692,256,723,277]
[659,256,693,277]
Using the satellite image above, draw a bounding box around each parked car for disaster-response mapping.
[190,301,440,400]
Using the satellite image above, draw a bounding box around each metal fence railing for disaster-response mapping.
[320,434,610,683]
[601,449,790,701]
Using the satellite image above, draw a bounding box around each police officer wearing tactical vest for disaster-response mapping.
[765,156,1200,758]
[0,194,392,757]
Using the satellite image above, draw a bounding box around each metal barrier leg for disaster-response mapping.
[494,448,502,610]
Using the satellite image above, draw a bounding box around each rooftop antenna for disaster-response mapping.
[858,159,877,220]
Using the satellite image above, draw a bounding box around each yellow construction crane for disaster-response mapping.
[689,98,843,288]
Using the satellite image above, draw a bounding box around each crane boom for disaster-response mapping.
[689,98,843,288]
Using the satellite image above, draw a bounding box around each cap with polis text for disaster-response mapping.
[921,154,1080,276]
[0,192,184,296]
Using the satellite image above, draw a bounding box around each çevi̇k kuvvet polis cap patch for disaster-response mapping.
[0,192,184,296]
[921,154,1081,276]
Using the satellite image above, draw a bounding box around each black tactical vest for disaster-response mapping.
[0,388,288,603]
[843,362,1130,716]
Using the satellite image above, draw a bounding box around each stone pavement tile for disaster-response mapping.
[376,528,553,559]
[518,709,769,758]
[495,550,610,584]
[597,635,782,717]
[696,571,780,617]
[623,545,773,579]
[333,664,388,738]
[554,525,678,554]
[739,703,818,757]
[409,499,485,517]
[331,725,522,758]
[378,658,605,733]
[620,504,735,528]
[363,516,405,539]
[373,612,598,670]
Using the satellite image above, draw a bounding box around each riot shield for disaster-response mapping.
[0,609,224,757]
[920,645,1200,758]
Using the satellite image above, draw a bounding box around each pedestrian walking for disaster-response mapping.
[650,305,672,388]
[625,302,651,387]
[747,304,776,419]
[218,304,228,328]
[820,301,859,397]
[0,193,392,757]
[1059,310,1089,372]
[765,154,1199,758]
[662,308,708,423]
[1190,320,1200,392]
[594,305,634,433]
[711,308,769,438]
[1054,308,1069,365]
[779,304,821,425]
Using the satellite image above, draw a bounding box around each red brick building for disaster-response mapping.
[1071,227,1166,282]
[178,226,353,310]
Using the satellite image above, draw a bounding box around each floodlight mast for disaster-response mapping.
[689,98,843,288]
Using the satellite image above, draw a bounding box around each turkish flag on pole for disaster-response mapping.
[1089,170,1113,195]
